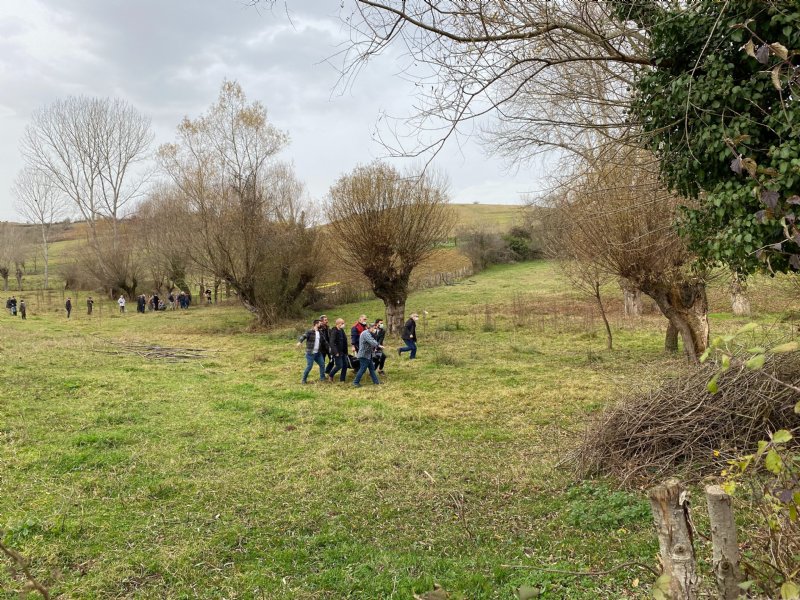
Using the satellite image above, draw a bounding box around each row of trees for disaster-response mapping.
[11,82,453,332]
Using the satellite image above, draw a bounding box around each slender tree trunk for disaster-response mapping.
[15,267,23,291]
[594,282,613,350]
[665,322,679,353]
[385,298,407,336]
[2,275,8,291]
[43,238,49,290]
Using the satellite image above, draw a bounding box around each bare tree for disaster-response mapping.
[548,145,709,362]
[0,223,31,292]
[133,184,193,293]
[12,168,68,289]
[327,162,454,334]
[327,1,651,161]
[20,96,153,241]
[160,81,323,326]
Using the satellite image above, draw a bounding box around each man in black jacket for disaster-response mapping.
[65,297,72,319]
[372,318,388,375]
[297,319,329,384]
[398,313,419,359]
[328,318,350,382]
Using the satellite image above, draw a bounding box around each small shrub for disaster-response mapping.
[565,483,651,531]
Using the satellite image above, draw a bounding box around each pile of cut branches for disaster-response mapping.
[93,340,210,362]
[572,354,800,487]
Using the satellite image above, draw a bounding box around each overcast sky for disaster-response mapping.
[0,0,547,222]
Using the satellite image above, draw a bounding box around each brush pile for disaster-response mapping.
[573,354,800,486]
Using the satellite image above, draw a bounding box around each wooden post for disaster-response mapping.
[648,478,698,600]
[705,485,742,600]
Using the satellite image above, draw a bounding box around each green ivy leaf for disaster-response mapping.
[707,375,719,394]
[765,448,783,474]
[745,354,766,369]
[772,430,793,444]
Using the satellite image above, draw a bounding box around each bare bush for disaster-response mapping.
[573,354,800,487]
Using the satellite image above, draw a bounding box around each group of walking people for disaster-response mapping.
[5,296,24,319]
[297,312,419,386]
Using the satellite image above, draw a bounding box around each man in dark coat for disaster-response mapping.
[328,318,350,382]
[19,299,26,320]
[398,313,419,359]
[350,314,368,354]
[297,319,330,384]
[87,297,94,315]
[65,297,72,319]
[372,318,388,375]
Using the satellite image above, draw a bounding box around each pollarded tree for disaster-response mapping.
[327,162,454,334]
[549,145,709,361]
[12,167,67,290]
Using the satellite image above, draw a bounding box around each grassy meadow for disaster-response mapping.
[2,258,800,599]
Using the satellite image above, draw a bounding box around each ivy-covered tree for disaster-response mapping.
[628,0,800,275]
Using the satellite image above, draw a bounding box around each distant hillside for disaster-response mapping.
[450,203,528,232]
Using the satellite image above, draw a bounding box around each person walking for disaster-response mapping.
[87,296,94,315]
[318,314,332,375]
[118,295,126,313]
[19,299,26,320]
[398,313,419,359]
[65,297,72,319]
[353,322,384,387]
[372,318,388,375]
[328,318,350,382]
[350,314,368,355]
[297,319,329,384]
[9,296,17,316]
[205,288,212,305]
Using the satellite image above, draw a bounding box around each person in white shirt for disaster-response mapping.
[118,295,126,313]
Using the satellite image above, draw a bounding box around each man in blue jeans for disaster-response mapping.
[297,319,329,384]
[353,322,384,387]
[398,313,419,359]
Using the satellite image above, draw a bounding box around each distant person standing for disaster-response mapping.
[65,297,72,319]
[118,295,126,313]
[19,299,26,320]
[5,297,11,315]
[10,296,17,316]
[205,288,212,305]
[398,313,419,359]
[87,296,94,315]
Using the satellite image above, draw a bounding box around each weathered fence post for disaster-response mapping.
[705,485,742,600]
[648,478,698,600]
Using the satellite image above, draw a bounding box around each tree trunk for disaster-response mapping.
[15,267,23,291]
[645,281,709,363]
[730,275,750,317]
[705,485,742,600]
[1,275,8,291]
[43,239,49,290]
[648,478,698,600]
[385,298,407,336]
[594,282,613,350]
[622,286,643,317]
[665,322,679,353]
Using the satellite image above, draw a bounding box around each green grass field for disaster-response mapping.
[1,261,798,598]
